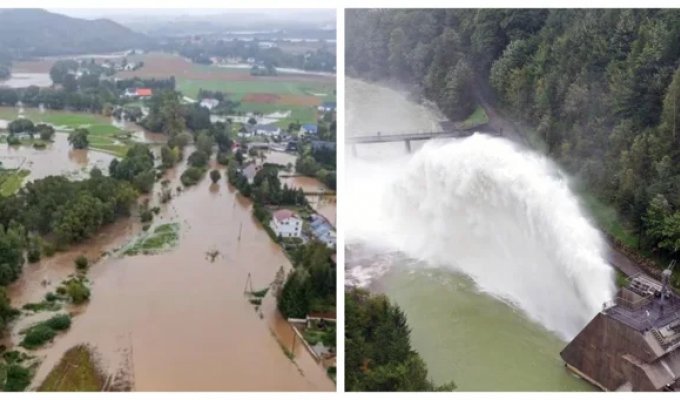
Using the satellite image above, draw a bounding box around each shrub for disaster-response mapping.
[42,242,56,257]
[3,364,31,391]
[140,209,153,223]
[74,255,88,271]
[216,152,230,166]
[187,150,209,168]
[44,314,71,331]
[21,325,56,349]
[210,169,221,184]
[180,167,205,186]
[45,292,58,302]
[27,246,41,263]
[66,280,90,304]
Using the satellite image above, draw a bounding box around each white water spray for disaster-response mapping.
[346,134,615,340]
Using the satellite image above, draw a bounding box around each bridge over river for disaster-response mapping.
[347,129,494,154]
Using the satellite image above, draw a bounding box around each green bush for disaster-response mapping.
[21,324,56,349]
[140,209,153,223]
[66,280,90,304]
[27,246,41,263]
[216,152,230,166]
[3,363,32,391]
[42,242,56,257]
[74,255,88,271]
[44,314,71,331]
[180,167,205,186]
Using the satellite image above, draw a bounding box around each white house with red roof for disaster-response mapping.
[269,209,302,238]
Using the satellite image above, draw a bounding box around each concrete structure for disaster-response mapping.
[561,269,680,392]
[347,130,477,155]
[269,209,302,239]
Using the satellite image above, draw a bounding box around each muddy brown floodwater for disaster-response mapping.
[264,150,336,226]
[0,133,115,181]
[5,143,334,391]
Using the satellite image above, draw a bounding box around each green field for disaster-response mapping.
[0,107,130,157]
[38,345,104,391]
[176,77,333,125]
[177,78,333,100]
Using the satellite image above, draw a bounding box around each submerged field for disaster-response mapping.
[0,107,130,157]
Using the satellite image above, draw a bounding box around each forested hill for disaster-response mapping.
[346,9,680,269]
[0,9,153,57]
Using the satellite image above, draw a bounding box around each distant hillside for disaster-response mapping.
[0,9,154,57]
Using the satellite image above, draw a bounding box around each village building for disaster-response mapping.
[123,88,153,98]
[269,209,302,239]
[561,267,680,391]
[318,101,336,113]
[250,123,281,137]
[300,123,318,136]
[200,98,220,110]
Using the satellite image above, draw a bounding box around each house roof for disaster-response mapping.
[302,123,318,132]
[273,209,297,222]
[136,88,152,97]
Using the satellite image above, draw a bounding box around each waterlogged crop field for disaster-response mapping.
[0,107,130,157]
[119,52,335,125]
[124,222,180,256]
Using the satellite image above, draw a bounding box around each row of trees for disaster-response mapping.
[6,118,55,141]
[278,241,336,319]
[168,38,336,73]
[347,9,680,264]
[346,288,455,391]
[295,144,337,190]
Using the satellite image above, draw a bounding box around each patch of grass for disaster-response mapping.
[177,77,332,99]
[124,222,180,256]
[38,345,105,391]
[456,106,489,130]
[616,270,629,288]
[0,169,30,197]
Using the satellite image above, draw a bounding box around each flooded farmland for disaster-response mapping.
[3,140,334,391]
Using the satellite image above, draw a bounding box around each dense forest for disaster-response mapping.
[346,9,680,269]
[345,289,454,391]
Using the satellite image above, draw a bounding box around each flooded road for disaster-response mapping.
[4,140,333,390]
[345,78,591,391]
[264,150,336,226]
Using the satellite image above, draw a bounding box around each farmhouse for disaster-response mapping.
[123,88,153,98]
[318,101,336,112]
[270,209,302,239]
[200,98,220,110]
[250,123,281,137]
[300,123,318,136]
